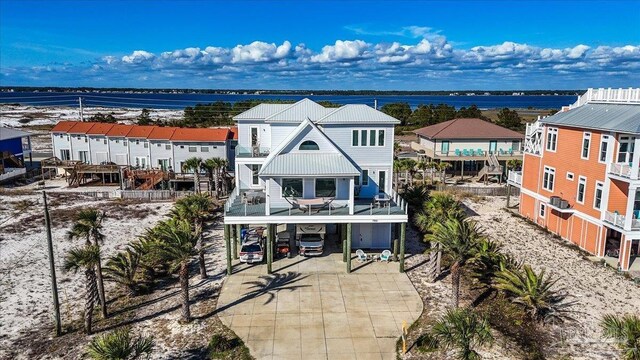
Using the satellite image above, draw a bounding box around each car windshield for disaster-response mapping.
[241,244,262,252]
[300,234,321,242]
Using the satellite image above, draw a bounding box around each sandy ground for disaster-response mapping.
[1,105,184,128]
[0,184,229,359]
[464,196,640,359]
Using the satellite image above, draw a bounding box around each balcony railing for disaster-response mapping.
[507,170,522,186]
[604,211,640,231]
[235,146,270,158]
[609,162,639,180]
[568,87,640,110]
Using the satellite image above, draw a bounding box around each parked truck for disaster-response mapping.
[296,224,325,256]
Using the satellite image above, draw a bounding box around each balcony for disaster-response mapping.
[507,170,522,187]
[604,211,640,231]
[224,189,408,220]
[608,162,640,181]
[236,146,270,158]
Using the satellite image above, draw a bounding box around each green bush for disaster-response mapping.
[208,334,250,359]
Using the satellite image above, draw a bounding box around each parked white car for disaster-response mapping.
[239,241,264,263]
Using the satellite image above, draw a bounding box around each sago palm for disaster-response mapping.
[64,244,101,334]
[468,239,521,289]
[418,307,493,360]
[426,216,485,308]
[182,157,202,193]
[600,314,640,360]
[68,209,108,318]
[104,249,142,296]
[493,265,575,325]
[171,194,213,279]
[153,219,199,322]
[87,327,154,360]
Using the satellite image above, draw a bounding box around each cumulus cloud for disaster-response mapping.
[4,31,640,89]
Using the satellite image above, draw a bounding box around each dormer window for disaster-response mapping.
[299,140,319,151]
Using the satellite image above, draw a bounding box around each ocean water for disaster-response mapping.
[0,92,577,110]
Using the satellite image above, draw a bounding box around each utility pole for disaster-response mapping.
[78,97,84,122]
[43,191,62,336]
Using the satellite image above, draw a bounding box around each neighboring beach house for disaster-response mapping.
[411,118,524,180]
[0,127,32,182]
[50,121,237,171]
[223,99,409,273]
[508,88,640,271]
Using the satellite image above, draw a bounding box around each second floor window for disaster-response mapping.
[546,128,558,152]
[576,176,587,204]
[599,135,609,163]
[352,129,385,147]
[188,146,197,152]
[543,166,555,191]
[581,132,591,159]
[299,140,319,150]
[594,182,604,209]
[282,178,302,197]
[315,178,336,197]
[251,165,261,185]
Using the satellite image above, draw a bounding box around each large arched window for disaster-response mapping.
[299,140,319,150]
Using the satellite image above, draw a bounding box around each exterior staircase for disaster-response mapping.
[477,153,503,183]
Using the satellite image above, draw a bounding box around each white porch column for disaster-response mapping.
[265,177,270,216]
[234,162,241,195]
[624,185,638,231]
[348,177,355,215]
[631,137,640,180]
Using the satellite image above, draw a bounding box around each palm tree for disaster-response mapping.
[418,307,493,360]
[87,327,154,360]
[200,158,217,196]
[600,314,640,360]
[68,209,108,318]
[182,157,202,193]
[427,161,438,185]
[104,250,142,296]
[414,192,465,278]
[417,160,429,184]
[63,245,101,334]
[468,239,521,289]
[393,159,403,190]
[437,162,452,184]
[217,158,229,196]
[171,194,213,279]
[153,219,199,322]
[404,159,417,186]
[426,217,485,308]
[493,265,575,325]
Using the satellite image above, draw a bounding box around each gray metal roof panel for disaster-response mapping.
[233,103,291,120]
[316,104,401,124]
[265,98,332,122]
[259,153,359,176]
[540,103,640,135]
[0,127,32,141]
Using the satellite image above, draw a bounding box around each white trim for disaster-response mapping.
[566,172,574,181]
[224,214,408,225]
[539,203,546,218]
[545,127,558,152]
[576,176,587,204]
[598,135,610,164]
[542,166,555,192]
[581,132,591,160]
[593,181,604,210]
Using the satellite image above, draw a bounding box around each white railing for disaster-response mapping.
[508,171,522,186]
[609,162,639,180]
[568,87,640,110]
[0,167,26,181]
[224,188,239,213]
[524,121,543,155]
[604,211,626,229]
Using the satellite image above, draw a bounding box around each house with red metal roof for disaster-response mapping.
[411,118,524,180]
[50,122,236,174]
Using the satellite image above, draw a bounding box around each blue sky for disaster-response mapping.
[1,0,639,90]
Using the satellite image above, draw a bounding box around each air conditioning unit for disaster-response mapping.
[559,200,569,209]
[550,196,561,207]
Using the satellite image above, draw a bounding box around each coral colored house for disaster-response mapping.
[508,88,640,271]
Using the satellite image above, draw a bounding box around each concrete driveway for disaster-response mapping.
[216,253,423,360]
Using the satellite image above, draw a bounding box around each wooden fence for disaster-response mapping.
[436,184,520,197]
[119,190,194,201]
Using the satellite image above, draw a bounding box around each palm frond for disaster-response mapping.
[87,327,154,360]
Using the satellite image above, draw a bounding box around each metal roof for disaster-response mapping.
[316,104,400,124]
[233,103,290,120]
[259,153,359,176]
[0,127,31,141]
[265,99,332,122]
[233,99,401,124]
[540,103,640,135]
[413,118,524,140]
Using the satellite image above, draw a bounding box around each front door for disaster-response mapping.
[78,151,89,163]
[441,141,450,155]
[378,171,386,194]
[158,159,169,171]
[60,149,70,161]
[489,141,497,154]
[250,127,259,147]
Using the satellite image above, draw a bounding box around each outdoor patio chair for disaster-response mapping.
[356,249,367,263]
[455,149,461,156]
[499,149,505,155]
[463,149,470,156]
[477,149,484,156]
[380,249,392,262]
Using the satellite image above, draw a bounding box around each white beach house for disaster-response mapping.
[223,99,409,274]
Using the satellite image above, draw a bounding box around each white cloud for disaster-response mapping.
[309,40,370,63]
[231,41,291,63]
[121,50,155,64]
[566,44,590,59]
